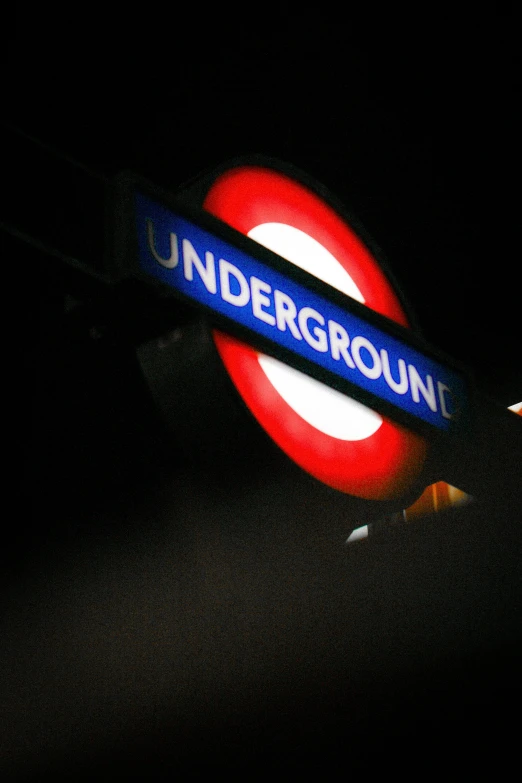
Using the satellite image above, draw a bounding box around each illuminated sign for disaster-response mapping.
[199,166,430,500]
[122,165,470,501]
[135,191,464,432]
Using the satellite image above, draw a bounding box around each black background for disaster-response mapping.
[3,9,522,779]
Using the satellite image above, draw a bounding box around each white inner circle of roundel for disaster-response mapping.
[247,223,383,441]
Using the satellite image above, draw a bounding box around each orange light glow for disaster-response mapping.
[402,401,521,519]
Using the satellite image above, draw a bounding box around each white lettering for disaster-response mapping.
[298,307,328,353]
[274,290,302,340]
[381,350,408,395]
[408,365,437,412]
[437,381,453,419]
[251,277,276,325]
[351,336,382,380]
[147,219,178,269]
[182,239,217,294]
[219,259,250,307]
[328,320,355,368]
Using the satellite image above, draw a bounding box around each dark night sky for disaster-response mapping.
[3,10,522,780]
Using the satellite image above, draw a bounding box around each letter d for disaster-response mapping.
[219,259,250,307]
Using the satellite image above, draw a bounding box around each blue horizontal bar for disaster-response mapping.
[133,191,467,433]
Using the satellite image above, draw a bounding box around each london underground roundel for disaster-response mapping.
[203,165,427,501]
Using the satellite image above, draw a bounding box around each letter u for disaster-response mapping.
[381,350,408,395]
[147,218,179,268]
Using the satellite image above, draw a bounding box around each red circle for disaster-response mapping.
[203,166,427,500]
